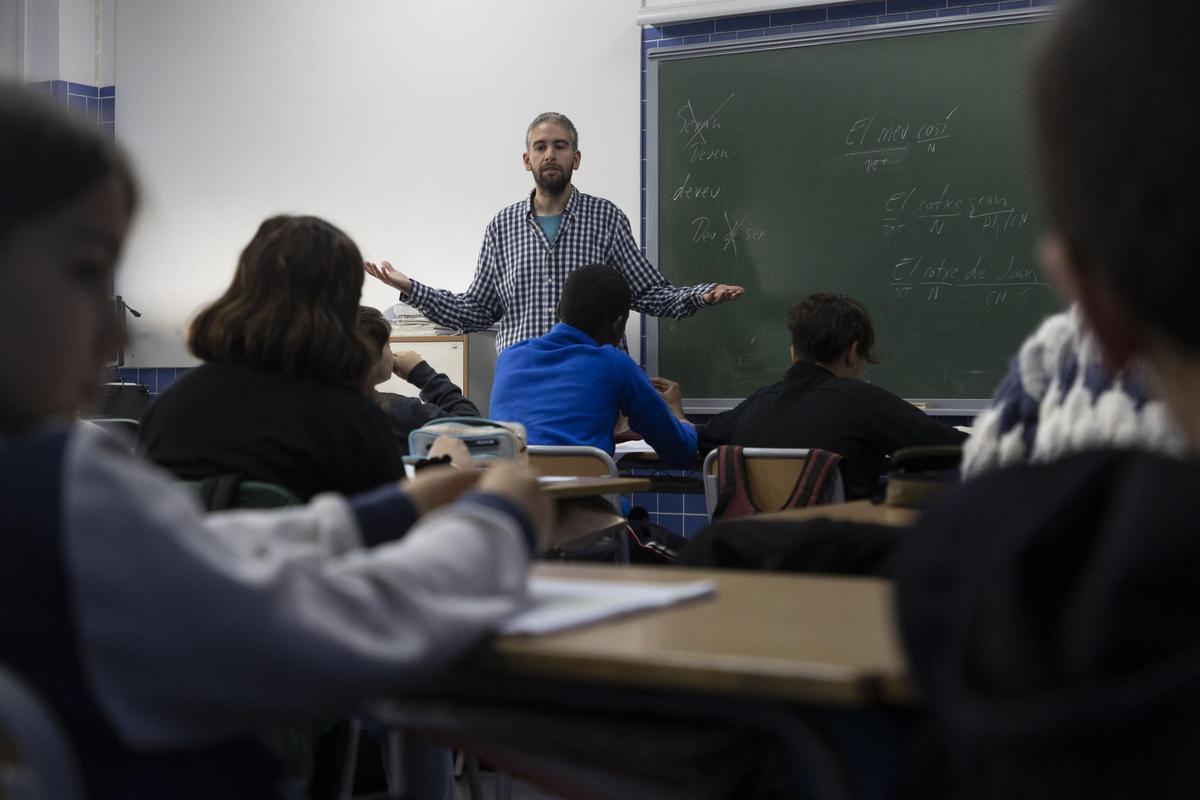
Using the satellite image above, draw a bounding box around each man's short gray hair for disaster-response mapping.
[525,112,578,150]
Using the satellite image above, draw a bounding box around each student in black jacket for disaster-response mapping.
[699,292,965,498]
[140,216,406,501]
[357,306,480,454]
[894,2,1200,796]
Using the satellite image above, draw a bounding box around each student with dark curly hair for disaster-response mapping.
[699,292,965,499]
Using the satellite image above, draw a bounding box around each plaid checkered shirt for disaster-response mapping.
[406,188,717,352]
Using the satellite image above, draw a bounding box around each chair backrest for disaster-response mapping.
[526,445,618,480]
[0,664,84,800]
[703,447,845,519]
[526,445,628,563]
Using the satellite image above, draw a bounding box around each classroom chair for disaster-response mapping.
[180,476,302,512]
[702,447,845,521]
[526,445,629,564]
[0,663,84,800]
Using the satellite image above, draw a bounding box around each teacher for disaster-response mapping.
[365,112,745,352]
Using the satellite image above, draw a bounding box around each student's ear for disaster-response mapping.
[790,345,799,364]
[523,151,533,172]
[610,313,628,345]
[845,341,860,368]
[572,149,581,170]
[1041,233,1143,372]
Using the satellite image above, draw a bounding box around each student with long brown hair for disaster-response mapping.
[139,215,405,500]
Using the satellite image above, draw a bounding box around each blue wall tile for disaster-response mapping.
[770,8,827,25]
[845,16,880,26]
[632,493,657,511]
[887,0,945,11]
[766,25,794,36]
[711,31,738,42]
[657,37,683,48]
[67,94,87,116]
[663,19,715,38]
[658,514,684,535]
[879,13,909,23]
[156,368,178,393]
[829,2,886,19]
[999,0,1032,8]
[968,2,1000,11]
[659,493,683,514]
[67,82,98,97]
[736,29,766,38]
[820,19,851,29]
[684,34,712,44]
[683,515,708,539]
[716,13,771,32]
[643,26,661,41]
[908,9,940,18]
[99,85,115,97]
[683,493,708,514]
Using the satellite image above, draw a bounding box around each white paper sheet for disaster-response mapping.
[613,440,656,462]
[501,577,717,636]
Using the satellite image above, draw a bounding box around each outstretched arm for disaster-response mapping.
[606,208,744,318]
[364,228,505,333]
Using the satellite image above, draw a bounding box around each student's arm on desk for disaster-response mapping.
[864,384,969,452]
[65,430,540,749]
[696,398,749,454]
[617,359,697,467]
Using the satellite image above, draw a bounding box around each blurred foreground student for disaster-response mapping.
[699,293,965,498]
[896,1,1200,796]
[358,305,480,454]
[139,215,406,500]
[0,83,549,799]
[489,264,698,465]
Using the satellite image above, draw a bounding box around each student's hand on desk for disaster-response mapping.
[400,467,481,516]
[702,284,745,305]
[651,377,687,420]
[392,350,424,379]
[364,260,414,296]
[478,463,554,550]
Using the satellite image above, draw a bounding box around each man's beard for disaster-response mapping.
[534,164,572,195]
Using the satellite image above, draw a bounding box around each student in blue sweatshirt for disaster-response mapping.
[490,264,698,466]
[0,82,550,800]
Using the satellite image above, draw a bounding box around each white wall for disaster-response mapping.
[0,0,23,78]
[1,0,115,84]
[114,0,643,366]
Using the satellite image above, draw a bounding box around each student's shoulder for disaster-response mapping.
[906,450,1199,565]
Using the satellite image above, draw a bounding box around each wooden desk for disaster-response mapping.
[538,476,650,500]
[379,564,911,799]
[754,499,919,528]
[478,563,909,706]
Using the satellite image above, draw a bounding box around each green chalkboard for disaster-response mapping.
[648,12,1059,405]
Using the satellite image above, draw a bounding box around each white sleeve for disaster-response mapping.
[62,426,529,749]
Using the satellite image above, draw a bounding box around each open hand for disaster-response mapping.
[364,260,414,295]
[702,284,745,305]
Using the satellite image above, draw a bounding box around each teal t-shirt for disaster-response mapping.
[535,213,563,244]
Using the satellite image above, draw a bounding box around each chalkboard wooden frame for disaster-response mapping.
[645,9,1054,415]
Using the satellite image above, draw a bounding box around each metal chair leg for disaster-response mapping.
[337,719,362,800]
